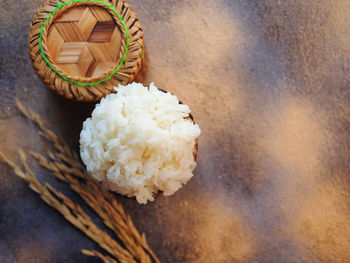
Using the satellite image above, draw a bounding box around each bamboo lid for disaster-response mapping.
[29,0,146,102]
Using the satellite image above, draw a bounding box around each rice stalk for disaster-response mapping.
[0,99,160,263]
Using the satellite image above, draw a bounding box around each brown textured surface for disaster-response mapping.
[48,6,121,79]
[28,0,145,102]
[1,0,350,263]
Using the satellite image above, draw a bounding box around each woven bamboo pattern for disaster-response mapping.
[29,0,146,102]
[48,6,122,79]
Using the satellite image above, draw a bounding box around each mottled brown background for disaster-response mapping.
[1,0,350,262]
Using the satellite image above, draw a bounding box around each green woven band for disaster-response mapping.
[38,0,130,86]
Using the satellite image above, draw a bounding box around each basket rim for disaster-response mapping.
[28,0,146,102]
[40,0,129,85]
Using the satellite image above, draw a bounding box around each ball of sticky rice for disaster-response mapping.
[80,83,201,204]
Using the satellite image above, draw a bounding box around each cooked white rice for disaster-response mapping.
[79,82,201,204]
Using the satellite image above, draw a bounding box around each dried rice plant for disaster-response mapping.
[0,99,160,263]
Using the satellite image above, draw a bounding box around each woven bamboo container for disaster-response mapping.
[28,0,146,102]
